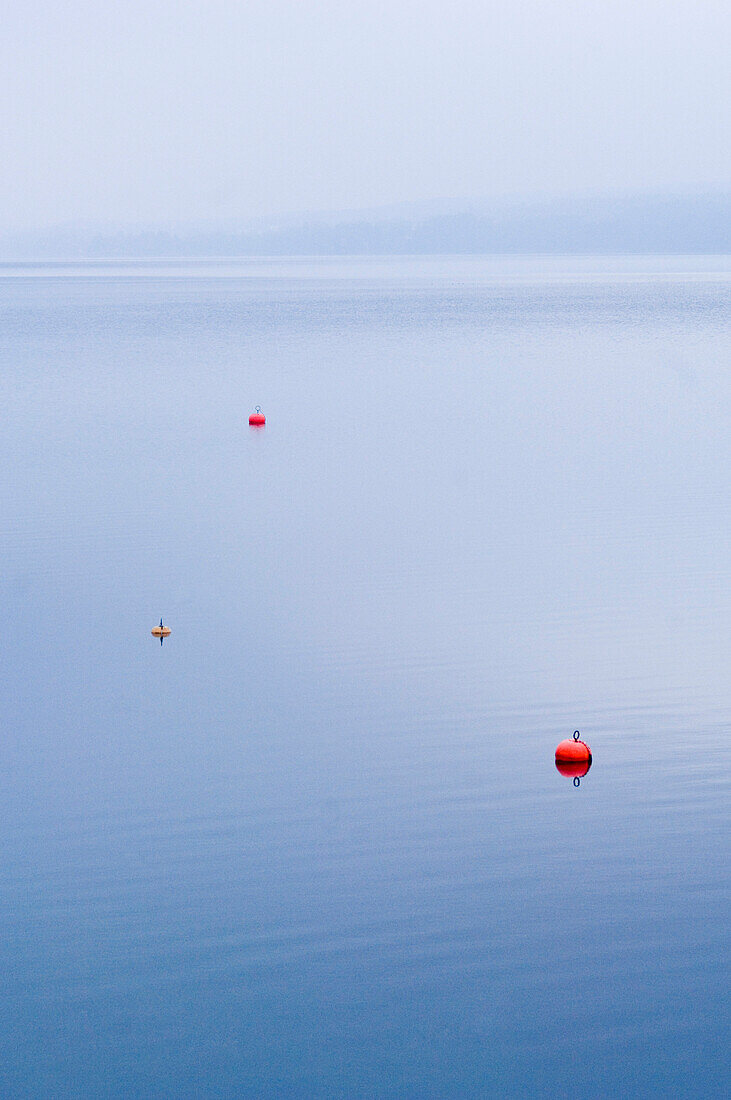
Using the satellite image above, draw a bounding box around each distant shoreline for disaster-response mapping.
[1,191,728,262]
[0,254,728,277]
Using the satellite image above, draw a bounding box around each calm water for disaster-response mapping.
[0,256,728,1098]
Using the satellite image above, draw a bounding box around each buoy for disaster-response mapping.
[556,730,591,763]
[249,406,266,426]
[151,618,171,642]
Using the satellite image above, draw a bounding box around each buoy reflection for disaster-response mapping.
[555,758,592,786]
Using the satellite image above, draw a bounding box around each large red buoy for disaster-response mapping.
[555,731,592,785]
[249,406,266,426]
[555,730,592,764]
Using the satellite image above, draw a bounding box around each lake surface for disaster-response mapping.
[0,256,728,1097]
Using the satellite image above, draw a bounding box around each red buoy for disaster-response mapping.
[249,406,266,426]
[555,730,592,764]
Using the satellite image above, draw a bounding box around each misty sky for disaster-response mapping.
[1,0,729,231]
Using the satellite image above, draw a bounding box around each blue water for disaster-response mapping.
[0,256,728,1097]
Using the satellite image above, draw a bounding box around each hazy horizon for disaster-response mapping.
[1,189,728,259]
[2,1,729,237]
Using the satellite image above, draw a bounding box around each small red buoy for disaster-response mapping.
[249,406,266,426]
[555,730,592,764]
